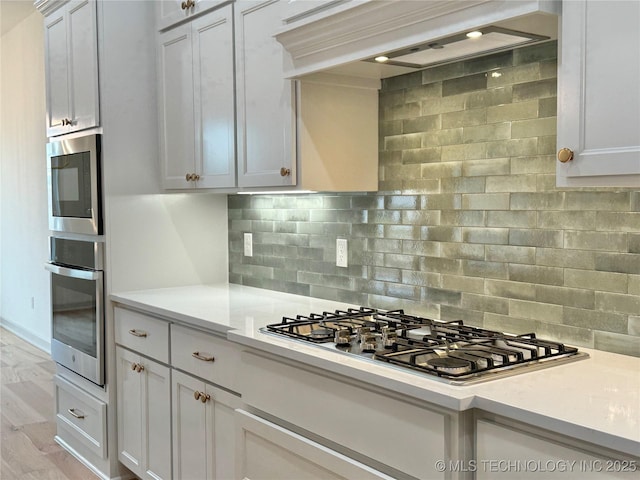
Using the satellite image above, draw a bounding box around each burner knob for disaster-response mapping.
[357,326,372,343]
[381,327,397,348]
[334,329,351,346]
[361,333,377,352]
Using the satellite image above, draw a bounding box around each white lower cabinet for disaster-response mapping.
[172,370,240,480]
[116,346,171,480]
[235,409,394,480]
[476,415,639,480]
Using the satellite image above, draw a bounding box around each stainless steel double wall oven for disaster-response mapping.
[46,134,105,386]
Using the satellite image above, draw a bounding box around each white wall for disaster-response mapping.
[0,11,51,351]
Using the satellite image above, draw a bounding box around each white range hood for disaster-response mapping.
[276,0,560,81]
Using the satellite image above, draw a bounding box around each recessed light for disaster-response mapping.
[466,31,483,39]
[374,56,390,63]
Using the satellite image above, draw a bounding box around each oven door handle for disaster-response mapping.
[45,263,101,281]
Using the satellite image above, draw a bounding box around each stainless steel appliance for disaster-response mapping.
[263,308,588,385]
[46,237,105,386]
[46,134,102,235]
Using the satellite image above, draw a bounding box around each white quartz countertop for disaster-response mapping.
[111,283,640,457]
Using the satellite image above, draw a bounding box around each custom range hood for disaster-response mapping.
[276,0,559,81]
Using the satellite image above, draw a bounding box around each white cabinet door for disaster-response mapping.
[557,0,640,187]
[159,5,235,189]
[172,369,239,480]
[156,0,226,31]
[235,0,296,188]
[236,409,394,480]
[191,8,236,188]
[116,347,171,480]
[44,0,99,137]
[159,23,195,189]
[476,418,637,480]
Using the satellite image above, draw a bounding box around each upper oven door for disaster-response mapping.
[47,134,102,235]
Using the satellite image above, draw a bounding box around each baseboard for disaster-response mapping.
[0,317,51,354]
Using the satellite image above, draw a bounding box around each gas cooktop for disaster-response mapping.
[262,307,588,385]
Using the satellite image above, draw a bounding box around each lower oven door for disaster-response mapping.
[45,263,104,386]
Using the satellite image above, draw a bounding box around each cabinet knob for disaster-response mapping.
[557,148,574,163]
[136,364,144,373]
[193,390,209,403]
[131,362,138,371]
[280,167,291,177]
[194,390,201,400]
[185,173,200,182]
[181,0,195,9]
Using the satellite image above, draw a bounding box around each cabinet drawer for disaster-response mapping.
[115,307,169,363]
[170,324,239,391]
[55,375,107,459]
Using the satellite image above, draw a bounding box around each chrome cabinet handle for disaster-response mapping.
[68,408,85,419]
[128,329,148,338]
[192,351,215,362]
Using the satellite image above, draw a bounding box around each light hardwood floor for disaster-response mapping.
[0,327,98,479]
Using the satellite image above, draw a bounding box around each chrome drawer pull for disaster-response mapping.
[68,408,85,419]
[128,329,148,338]
[192,352,215,362]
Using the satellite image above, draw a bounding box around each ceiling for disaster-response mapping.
[1,0,36,37]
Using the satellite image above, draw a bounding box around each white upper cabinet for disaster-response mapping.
[156,0,227,31]
[235,0,296,188]
[43,0,99,137]
[235,0,378,192]
[158,5,235,189]
[556,0,640,187]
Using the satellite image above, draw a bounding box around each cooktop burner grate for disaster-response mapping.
[263,307,586,384]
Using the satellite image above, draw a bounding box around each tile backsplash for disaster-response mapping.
[228,41,640,357]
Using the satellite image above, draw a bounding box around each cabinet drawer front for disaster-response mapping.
[55,375,107,459]
[171,324,239,391]
[115,307,169,363]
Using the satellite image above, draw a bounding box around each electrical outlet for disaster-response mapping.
[244,233,253,257]
[336,238,348,268]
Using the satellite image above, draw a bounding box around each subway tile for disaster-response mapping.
[421,161,462,179]
[402,210,440,225]
[441,305,485,324]
[564,268,628,293]
[402,147,442,164]
[403,114,441,134]
[422,226,462,242]
[630,275,640,295]
[441,143,488,162]
[401,178,442,194]
[486,63,540,88]
[511,117,557,138]
[379,89,405,108]
[485,279,536,301]
[369,238,402,253]
[462,158,511,177]
[463,122,511,143]
[421,128,464,147]
[563,307,628,334]
[629,316,640,336]
[509,264,564,286]
[538,97,557,118]
[464,86,513,109]
[402,270,441,288]
[462,293,509,314]
[383,162,421,180]
[387,282,421,300]
[595,252,640,274]
[465,50,513,74]
[483,313,538,336]
[384,133,422,150]
[535,285,595,310]
[405,82,442,102]
[512,78,557,101]
[380,119,403,137]
[486,175,537,193]
[539,60,558,80]
[595,212,640,232]
[441,274,485,294]
[352,195,384,209]
[536,135,557,155]
[440,210,486,226]
[421,256,463,275]
[485,245,536,264]
[442,109,487,128]
[369,210,402,224]
[594,331,640,357]
[536,174,557,192]
[509,299,563,323]
[383,224,421,240]
[462,260,509,279]
[441,177,486,193]
[421,95,466,115]
[534,322,594,349]
[509,229,562,248]
[381,71,422,91]
[565,231,628,252]
[513,41,557,65]
[537,211,596,230]
[384,253,419,270]
[441,242,485,260]
[595,291,640,315]
[462,227,509,245]
[442,72,488,96]
[421,193,462,210]
[422,287,462,306]
[565,192,631,212]
[384,195,419,209]
[486,137,538,158]
[421,62,465,84]
[486,100,538,123]
[461,193,510,210]
[486,211,537,228]
[510,192,565,210]
[536,248,595,270]
[382,103,421,121]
